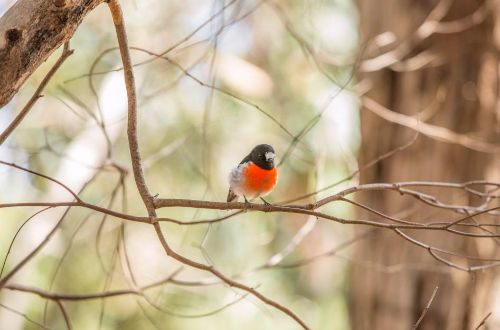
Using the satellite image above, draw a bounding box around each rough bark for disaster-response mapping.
[0,0,104,108]
[350,1,499,329]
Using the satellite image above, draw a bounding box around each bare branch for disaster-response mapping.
[55,300,72,330]
[412,286,439,330]
[0,207,72,288]
[473,311,492,330]
[0,302,51,330]
[0,160,81,201]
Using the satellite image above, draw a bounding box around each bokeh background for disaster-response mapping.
[0,0,362,329]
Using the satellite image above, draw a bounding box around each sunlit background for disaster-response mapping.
[0,0,362,329]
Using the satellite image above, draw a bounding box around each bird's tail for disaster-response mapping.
[227,189,238,202]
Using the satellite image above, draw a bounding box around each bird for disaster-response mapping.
[227,144,278,204]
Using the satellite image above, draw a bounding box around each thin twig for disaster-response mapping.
[473,311,492,330]
[412,286,439,329]
[0,303,52,330]
[0,207,72,288]
[55,300,72,330]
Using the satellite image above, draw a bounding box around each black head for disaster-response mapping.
[247,144,276,170]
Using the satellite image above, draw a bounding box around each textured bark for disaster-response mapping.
[0,0,104,108]
[350,1,499,330]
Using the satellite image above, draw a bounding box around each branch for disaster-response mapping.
[55,300,72,330]
[0,160,81,201]
[0,207,71,287]
[0,302,50,330]
[412,286,439,330]
[473,311,492,330]
[107,0,155,216]
[0,0,104,108]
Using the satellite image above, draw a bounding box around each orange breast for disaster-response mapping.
[243,163,277,194]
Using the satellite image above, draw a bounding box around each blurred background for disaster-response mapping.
[0,0,498,329]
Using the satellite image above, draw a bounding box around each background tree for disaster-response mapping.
[352,0,499,329]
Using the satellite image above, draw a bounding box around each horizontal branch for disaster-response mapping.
[3,268,185,301]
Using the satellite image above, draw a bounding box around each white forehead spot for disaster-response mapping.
[265,151,275,161]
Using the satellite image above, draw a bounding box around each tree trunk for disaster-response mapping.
[350,1,499,329]
[0,0,104,108]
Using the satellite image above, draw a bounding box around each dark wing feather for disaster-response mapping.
[226,152,251,202]
[227,188,238,202]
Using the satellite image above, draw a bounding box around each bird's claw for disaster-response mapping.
[243,196,250,212]
[260,197,273,210]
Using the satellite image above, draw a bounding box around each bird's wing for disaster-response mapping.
[227,188,238,202]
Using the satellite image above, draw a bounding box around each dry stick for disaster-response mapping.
[43,213,93,326]
[0,206,53,278]
[106,1,310,329]
[5,278,252,319]
[412,286,439,330]
[97,236,120,329]
[5,284,141,301]
[55,300,72,330]
[0,207,72,288]
[393,229,500,272]
[0,302,52,330]
[0,161,81,201]
[2,200,499,236]
[107,1,154,216]
[53,95,87,121]
[338,198,500,238]
[95,174,127,274]
[5,269,182,301]
[473,311,492,330]
[0,202,150,223]
[0,43,73,145]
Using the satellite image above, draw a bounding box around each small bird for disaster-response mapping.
[227,144,277,204]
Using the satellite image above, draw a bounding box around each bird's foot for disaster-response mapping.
[260,197,273,210]
[243,196,250,212]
